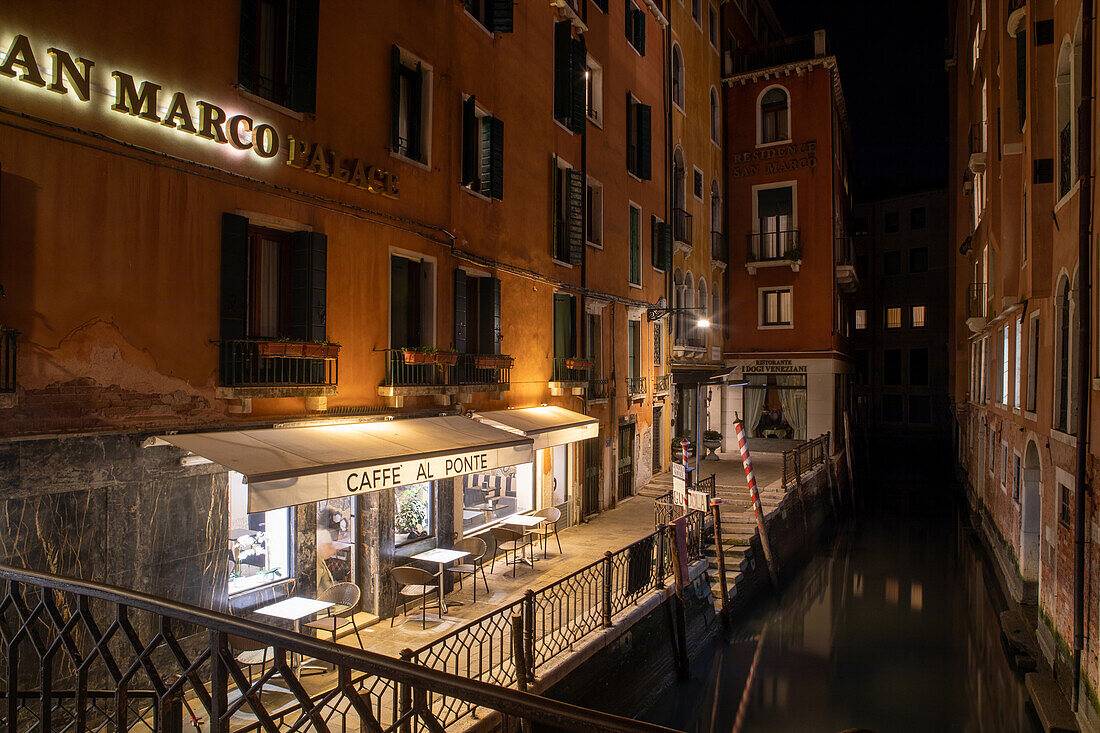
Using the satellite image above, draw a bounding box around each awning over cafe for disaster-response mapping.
[472,406,599,450]
[158,416,534,513]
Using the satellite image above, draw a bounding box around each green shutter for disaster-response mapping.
[566,169,585,265]
[636,102,651,180]
[570,36,587,134]
[554,294,573,358]
[626,94,634,174]
[390,257,409,348]
[480,276,502,354]
[408,61,423,160]
[625,3,632,40]
[489,116,505,200]
[629,208,640,284]
[554,22,572,126]
[462,95,478,186]
[651,215,660,269]
[489,0,514,32]
[454,268,468,353]
[659,222,672,270]
[220,213,250,341]
[390,45,401,151]
[238,0,257,93]
[287,0,319,114]
[637,9,645,54]
[290,231,327,342]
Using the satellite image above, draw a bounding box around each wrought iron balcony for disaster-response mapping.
[219,339,338,389]
[588,377,610,399]
[673,207,693,246]
[0,328,16,393]
[654,374,672,394]
[710,231,727,263]
[626,376,647,397]
[967,283,988,319]
[726,31,830,76]
[747,230,801,263]
[382,349,511,390]
[551,356,592,383]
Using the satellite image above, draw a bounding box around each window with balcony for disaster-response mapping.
[759,86,789,144]
[760,288,792,327]
[753,185,795,260]
[911,305,926,328]
[391,254,435,350]
[391,46,432,164]
[453,269,501,357]
[461,96,504,200]
[237,0,318,113]
[885,307,902,329]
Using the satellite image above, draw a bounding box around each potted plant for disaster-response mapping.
[395,491,428,544]
[786,246,803,262]
[402,345,435,365]
[475,354,514,369]
[671,437,695,462]
[702,430,723,460]
[434,348,458,366]
[256,338,301,357]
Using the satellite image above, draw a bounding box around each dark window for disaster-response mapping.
[554,293,577,358]
[238,0,318,113]
[390,255,424,349]
[883,251,901,276]
[908,395,931,423]
[553,161,584,264]
[453,269,501,355]
[909,348,929,386]
[855,349,869,385]
[1016,31,1027,129]
[1013,453,1021,502]
[882,394,904,422]
[691,0,702,24]
[909,247,929,273]
[461,96,504,200]
[463,0,514,32]
[883,349,902,385]
[554,22,587,133]
[391,47,426,162]
[626,95,652,179]
[651,216,671,271]
[629,206,641,285]
[1026,316,1039,411]
[910,207,926,229]
[856,255,869,279]
[709,6,719,47]
[1060,484,1072,527]
[693,169,703,199]
[626,1,646,54]
[1056,280,1072,432]
[760,87,789,143]
[852,217,869,236]
[884,211,899,233]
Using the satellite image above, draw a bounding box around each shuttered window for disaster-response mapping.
[626,95,652,179]
[651,217,671,271]
[553,158,585,264]
[554,22,587,133]
[626,1,646,54]
[628,205,641,286]
[454,269,502,354]
[462,0,514,32]
[554,294,577,359]
[461,95,504,200]
[391,47,428,163]
[237,0,318,113]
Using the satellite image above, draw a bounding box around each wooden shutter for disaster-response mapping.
[489,0,514,33]
[220,213,250,341]
[390,45,401,151]
[659,222,672,270]
[408,62,423,160]
[626,94,634,175]
[287,0,319,114]
[290,231,327,342]
[636,102,651,180]
[566,169,585,265]
[651,216,661,269]
[461,96,478,186]
[479,276,502,355]
[489,116,505,200]
[454,268,468,353]
[390,257,409,348]
[238,0,257,93]
[625,4,632,40]
[554,22,572,126]
[637,8,646,54]
[570,36,587,134]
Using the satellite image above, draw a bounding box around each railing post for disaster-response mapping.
[655,525,666,590]
[209,630,228,733]
[399,648,415,733]
[711,500,730,617]
[601,551,613,628]
[511,612,528,692]
[523,590,535,684]
[160,692,184,733]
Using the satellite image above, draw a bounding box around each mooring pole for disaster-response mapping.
[733,421,779,589]
[843,411,856,506]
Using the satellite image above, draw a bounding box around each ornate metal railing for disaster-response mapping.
[626,376,647,397]
[727,31,829,75]
[672,207,693,246]
[781,432,830,490]
[0,565,674,733]
[653,374,672,394]
[382,349,512,389]
[747,229,800,262]
[588,377,610,399]
[219,339,338,388]
[0,329,16,393]
[551,357,592,383]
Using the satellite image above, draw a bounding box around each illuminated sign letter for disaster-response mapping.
[227,114,253,151]
[253,124,279,158]
[285,134,309,167]
[161,92,197,133]
[195,101,228,143]
[111,71,161,122]
[305,142,330,177]
[0,35,46,87]
[46,48,93,101]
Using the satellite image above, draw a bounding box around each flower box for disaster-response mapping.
[256,340,307,358]
[434,352,459,366]
[303,343,340,358]
[565,358,593,371]
[475,355,514,369]
[402,349,432,365]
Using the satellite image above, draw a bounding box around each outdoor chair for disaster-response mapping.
[303,582,364,650]
[390,565,442,629]
[448,537,490,602]
[488,526,527,578]
[227,634,272,702]
[530,507,563,558]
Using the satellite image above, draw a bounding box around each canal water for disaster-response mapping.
[641,469,1042,733]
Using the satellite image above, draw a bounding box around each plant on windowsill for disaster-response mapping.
[395,492,429,544]
[786,246,803,262]
[434,347,459,366]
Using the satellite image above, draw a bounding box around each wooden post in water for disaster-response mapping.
[733,421,779,589]
[843,411,856,506]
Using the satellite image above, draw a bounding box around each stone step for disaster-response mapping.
[1024,672,1078,732]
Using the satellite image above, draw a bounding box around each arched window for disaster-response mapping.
[673,147,687,211]
[710,87,721,143]
[1056,39,1074,197]
[696,279,708,347]
[710,180,722,234]
[672,44,685,109]
[759,86,789,144]
[1055,274,1075,432]
[684,270,696,347]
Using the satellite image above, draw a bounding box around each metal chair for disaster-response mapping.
[303,582,364,649]
[488,526,526,577]
[449,537,490,602]
[227,634,272,702]
[530,507,563,558]
[390,565,442,629]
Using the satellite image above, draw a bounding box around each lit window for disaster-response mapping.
[759,87,789,143]
[761,288,792,326]
[885,307,902,329]
[855,309,867,330]
[585,55,604,124]
[911,305,926,328]
[228,471,292,596]
[395,482,433,545]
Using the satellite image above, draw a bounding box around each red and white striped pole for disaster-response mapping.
[679,438,691,515]
[734,420,779,589]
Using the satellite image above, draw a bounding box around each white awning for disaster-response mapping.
[158,416,533,512]
[472,406,599,450]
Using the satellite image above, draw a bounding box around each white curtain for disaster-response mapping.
[776,376,807,440]
[744,387,766,437]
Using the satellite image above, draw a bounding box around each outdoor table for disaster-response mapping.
[470,499,502,521]
[501,514,546,568]
[255,596,334,674]
[410,547,470,614]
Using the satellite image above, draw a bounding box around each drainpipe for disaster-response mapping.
[1073,0,1093,711]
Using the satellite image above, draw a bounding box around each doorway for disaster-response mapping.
[582,435,601,518]
[617,424,635,501]
[1020,441,1041,582]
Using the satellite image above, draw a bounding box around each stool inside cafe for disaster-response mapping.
[156,406,598,618]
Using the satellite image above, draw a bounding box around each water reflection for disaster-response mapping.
[643,498,1041,733]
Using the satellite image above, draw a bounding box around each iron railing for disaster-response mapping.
[219,340,337,388]
[552,357,592,383]
[747,229,800,262]
[781,433,830,490]
[711,231,727,263]
[588,377,610,399]
[382,349,512,389]
[967,282,988,319]
[969,121,987,155]
[400,525,705,728]
[0,565,675,733]
[0,329,16,393]
[1060,122,1073,197]
[726,31,829,75]
[834,236,856,267]
[673,207,693,246]
[653,374,672,394]
[626,376,647,396]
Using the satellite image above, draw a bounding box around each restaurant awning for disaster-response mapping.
[472,406,599,450]
[158,416,534,513]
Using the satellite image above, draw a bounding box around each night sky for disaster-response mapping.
[777,1,950,198]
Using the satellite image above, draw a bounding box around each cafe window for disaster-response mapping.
[461,463,535,533]
[395,482,433,546]
[460,96,504,200]
[228,471,292,596]
[237,0,319,113]
[317,498,355,593]
[391,46,432,164]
